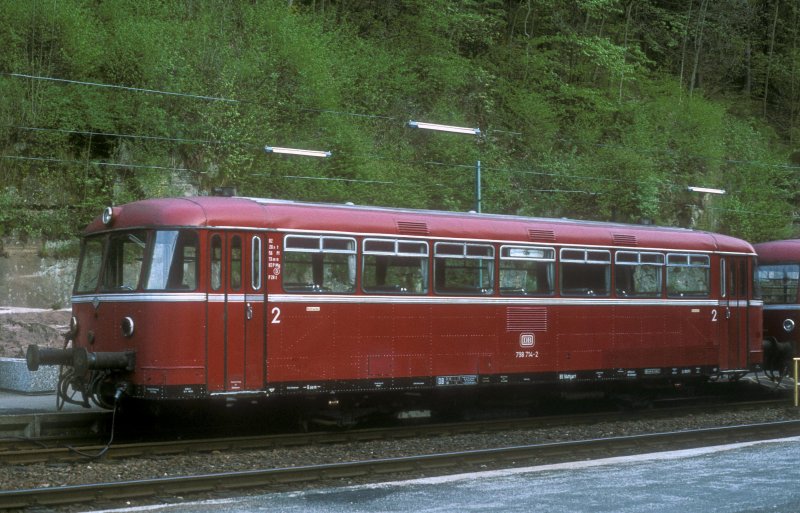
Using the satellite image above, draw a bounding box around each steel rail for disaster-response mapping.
[2,420,799,510]
[0,398,788,465]
[2,397,791,463]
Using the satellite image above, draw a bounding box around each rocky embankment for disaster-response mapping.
[0,307,70,358]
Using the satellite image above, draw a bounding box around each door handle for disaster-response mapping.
[246,303,253,320]
[725,307,731,319]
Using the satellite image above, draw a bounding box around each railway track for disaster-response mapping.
[1,419,799,510]
[0,410,109,448]
[0,398,790,465]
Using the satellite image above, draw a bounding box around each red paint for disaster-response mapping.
[70,197,762,401]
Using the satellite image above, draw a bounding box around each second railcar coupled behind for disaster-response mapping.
[27,197,763,415]
[754,239,800,375]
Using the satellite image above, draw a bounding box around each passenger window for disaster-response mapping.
[252,237,262,290]
[434,242,494,295]
[614,251,664,297]
[499,246,555,296]
[560,248,611,296]
[363,239,429,294]
[211,235,222,291]
[230,236,242,291]
[666,253,710,297]
[283,235,356,293]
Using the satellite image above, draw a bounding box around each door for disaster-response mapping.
[207,232,265,393]
[720,256,749,370]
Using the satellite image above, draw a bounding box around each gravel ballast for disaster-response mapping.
[1,405,796,492]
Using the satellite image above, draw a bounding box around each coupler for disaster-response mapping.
[26,345,135,373]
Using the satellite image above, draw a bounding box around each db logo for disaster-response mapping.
[519,333,535,347]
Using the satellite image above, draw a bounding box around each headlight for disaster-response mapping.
[121,317,135,338]
[102,206,114,226]
[783,318,795,333]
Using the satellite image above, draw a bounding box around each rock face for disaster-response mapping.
[0,308,70,358]
[0,308,68,392]
[0,246,76,310]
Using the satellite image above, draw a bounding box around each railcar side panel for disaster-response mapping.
[429,304,497,376]
[33,197,764,411]
[358,303,434,379]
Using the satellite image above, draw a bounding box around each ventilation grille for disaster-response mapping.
[528,229,556,242]
[506,307,548,332]
[397,221,429,236]
[612,234,638,247]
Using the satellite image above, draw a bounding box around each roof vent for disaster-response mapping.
[397,220,429,236]
[613,234,638,246]
[528,229,556,242]
[212,186,237,197]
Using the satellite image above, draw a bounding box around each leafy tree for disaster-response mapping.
[0,0,797,242]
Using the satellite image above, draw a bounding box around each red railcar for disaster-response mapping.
[754,239,800,373]
[27,197,763,412]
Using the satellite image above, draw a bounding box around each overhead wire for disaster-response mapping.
[6,71,796,172]
[3,71,797,223]
[1,154,198,173]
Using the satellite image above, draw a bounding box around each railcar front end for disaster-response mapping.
[27,203,211,409]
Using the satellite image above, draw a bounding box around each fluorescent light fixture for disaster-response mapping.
[407,120,481,136]
[688,186,726,195]
[264,146,332,158]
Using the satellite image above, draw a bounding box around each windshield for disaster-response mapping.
[757,264,799,305]
[74,230,198,293]
[145,231,198,290]
[74,236,105,293]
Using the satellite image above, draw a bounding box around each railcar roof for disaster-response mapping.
[753,239,800,262]
[86,196,755,254]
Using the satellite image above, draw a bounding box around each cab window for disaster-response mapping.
[74,236,105,293]
[757,264,799,304]
[101,231,147,291]
[144,231,199,291]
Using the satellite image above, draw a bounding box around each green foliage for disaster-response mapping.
[0,0,798,243]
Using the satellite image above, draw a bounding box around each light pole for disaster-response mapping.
[407,120,482,212]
